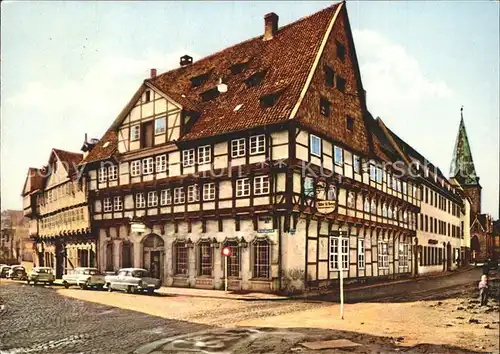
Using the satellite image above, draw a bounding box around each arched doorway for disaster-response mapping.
[121,241,133,268]
[142,234,164,280]
[471,235,480,263]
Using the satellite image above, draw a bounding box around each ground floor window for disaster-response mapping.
[329,235,349,270]
[198,242,212,276]
[357,239,365,269]
[105,243,114,271]
[399,243,409,268]
[225,242,240,277]
[175,242,188,275]
[121,242,133,268]
[378,242,389,269]
[421,246,442,266]
[78,249,89,267]
[253,239,270,278]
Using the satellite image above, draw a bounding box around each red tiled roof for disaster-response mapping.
[150,4,340,141]
[82,3,342,164]
[22,167,45,196]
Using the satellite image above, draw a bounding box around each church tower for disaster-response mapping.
[450,107,482,215]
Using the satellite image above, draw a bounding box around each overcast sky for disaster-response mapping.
[1,1,499,218]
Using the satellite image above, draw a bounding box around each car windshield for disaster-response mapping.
[131,270,149,278]
[83,269,101,275]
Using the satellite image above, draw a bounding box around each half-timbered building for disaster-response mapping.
[80,2,424,292]
[21,148,92,278]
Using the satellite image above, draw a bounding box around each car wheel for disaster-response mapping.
[126,285,135,294]
[63,281,69,289]
[48,281,53,286]
[26,279,30,285]
[107,283,112,292]
[96,285,104,291]
[33,280,38,285]
[147,288,154,295]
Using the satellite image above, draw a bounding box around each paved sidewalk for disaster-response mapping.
[156,286,288,301]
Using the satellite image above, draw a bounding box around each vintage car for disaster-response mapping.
[105,268,161,294]
[0,265,11,278]
[7,265,27,280]
[27,267,55,285]
[62,267,105,290]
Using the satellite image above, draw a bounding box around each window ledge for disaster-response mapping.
[249,278,271,282]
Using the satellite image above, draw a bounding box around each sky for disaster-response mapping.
[1,1,499,219]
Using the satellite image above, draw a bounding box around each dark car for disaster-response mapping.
[7,266,28,280]
[488,259,499,270]
[0,265,11,278]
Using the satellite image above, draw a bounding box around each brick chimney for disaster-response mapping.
[264,12,279,41]
[150,68,157,78]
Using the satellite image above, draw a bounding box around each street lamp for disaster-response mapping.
[222,246,232,294]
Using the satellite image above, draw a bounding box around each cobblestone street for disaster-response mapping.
[0,281,208,354]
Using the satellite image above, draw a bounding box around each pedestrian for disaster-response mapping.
[478,274,488,306]
[482,260,490,276]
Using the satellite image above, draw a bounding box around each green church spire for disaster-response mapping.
[450,106,480,185]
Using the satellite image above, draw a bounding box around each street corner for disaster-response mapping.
[133,327,311,354]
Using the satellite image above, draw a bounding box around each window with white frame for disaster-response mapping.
[364,198,370,213]
[187,185,200,202]
[231,138,246,158]
[131,125,140,141]
[197,145,211,165]
[155,117,166,134]
[254,176,270,195]
[376,167,383,184]
[329,234,349,270]
[113,196,123,211]
[402,182,407,195]
[182,149,195,167]
[371,199,377,214]
[392,176,398,190]
[378,242,389,269]
[250,135,265,155]
[131,161,141,177]
[353,155,361,173]
[399,243,409,268]
[198,241,213,276]
[142,157,154,175]
[160,189,171,205]
[98,167,107,183]
[334,146,343,165]
[388,206,393,219]
[103,198,112,212]
[147,191,158,207]
[310,135,321,157]
[203,183,215,201]
[370,165,377,181]
[358,239,365,269]
[174,187,185,204]
[253,239,270,278]
[236,178,250,197]
[382,203,388,217]
[136,193,145,208]
[156,155,167,173]
[108,165,118,181]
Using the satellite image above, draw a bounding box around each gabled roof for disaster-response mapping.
[52,149,83,177]
[149,3,342,141]
[449,107,480,186]
[21,167,45,196]
[81,2,344,164]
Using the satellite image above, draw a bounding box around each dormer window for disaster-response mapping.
[259,92,281,108]
[200,87,220,102]
[324,65,334,87]
[244,71,266,87]
[230,61,249,75]
[191,72,210,87]
[320,97,330,116]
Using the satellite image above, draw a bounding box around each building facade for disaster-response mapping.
[0,210,30,264]
[79,3,425,293]
[22,148,93,278]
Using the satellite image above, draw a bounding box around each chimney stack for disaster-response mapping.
[264,12,279,41]
[150,68,157,78]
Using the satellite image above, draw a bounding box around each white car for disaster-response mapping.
[62,267,106,290]
[105,268,161,294]
[27,267,55,285]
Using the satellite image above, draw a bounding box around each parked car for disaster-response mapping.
[27,267,55,285]
[7,265,27,280]
[62,267,105,290]
[105,268,161,294]
[0,265,11,278]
